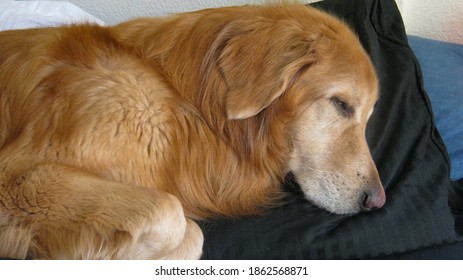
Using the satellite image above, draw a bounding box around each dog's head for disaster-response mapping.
[215,5,386,214]
[117,4,386,215]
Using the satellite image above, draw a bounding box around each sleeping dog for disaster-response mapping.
[0,3,385,259]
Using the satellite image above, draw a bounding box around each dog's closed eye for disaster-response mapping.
[331,97,354,117]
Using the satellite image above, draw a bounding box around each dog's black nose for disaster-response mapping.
[361,186,386,211]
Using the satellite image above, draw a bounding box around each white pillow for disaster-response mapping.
[0,1,104,31]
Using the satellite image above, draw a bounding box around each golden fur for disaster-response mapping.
[0,3,385,259]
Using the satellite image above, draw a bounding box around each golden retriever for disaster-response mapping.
[0,3,385,259]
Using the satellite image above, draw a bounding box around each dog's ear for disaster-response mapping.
[215,20,319,120]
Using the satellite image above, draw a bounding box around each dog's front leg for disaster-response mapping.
[0,163,203,259]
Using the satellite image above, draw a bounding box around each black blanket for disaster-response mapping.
[200,0,463,259]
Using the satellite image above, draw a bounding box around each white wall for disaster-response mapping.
[40,0,463,44]
[51,0,267,24]
[395,0,462,44]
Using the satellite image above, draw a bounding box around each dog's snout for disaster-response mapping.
[361,185,386,211]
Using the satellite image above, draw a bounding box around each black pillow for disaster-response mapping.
[200,0,463,259]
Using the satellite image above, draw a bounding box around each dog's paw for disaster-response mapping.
[160,218,203,260]
[119,194,203,260]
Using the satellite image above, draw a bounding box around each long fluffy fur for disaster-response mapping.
[0,3,379,259]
